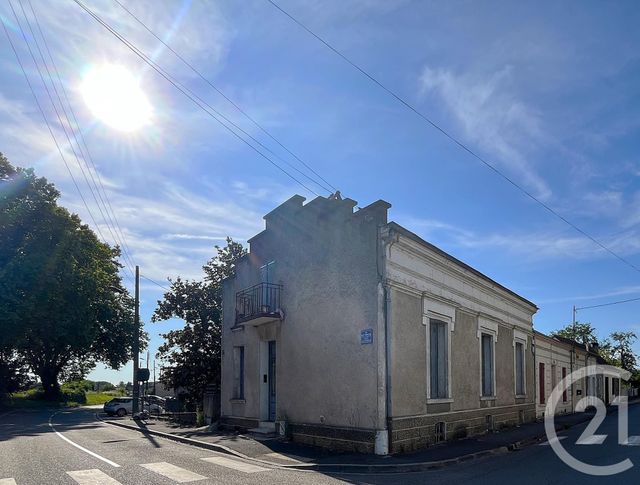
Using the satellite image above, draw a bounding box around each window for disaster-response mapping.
[539,362,545,404]
[260,261,276,309]
[481,334,494,397]
[233,346,245,399]
[429,319,449,399]
[562,367,567,402]
[515,341,525,396]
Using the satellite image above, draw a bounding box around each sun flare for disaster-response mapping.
[81,64,152,132]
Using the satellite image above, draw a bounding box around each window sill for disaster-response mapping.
[427,398,454,404]
[480,396,496,401]
[515,394,526,399]
[230,399,246,404]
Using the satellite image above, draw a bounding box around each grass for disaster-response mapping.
[2,389,125,410]
[85,392,117,405]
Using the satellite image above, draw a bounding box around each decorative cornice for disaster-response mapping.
[387,260,532,329]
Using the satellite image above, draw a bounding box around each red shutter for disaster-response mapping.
[539,363,545,404]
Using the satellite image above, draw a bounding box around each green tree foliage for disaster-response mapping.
[153,238,245,406]
[551,320,638,374]
[0,154,140,400]
[602,332,638,372]
[551,322,598,346]
[0,350,28,396]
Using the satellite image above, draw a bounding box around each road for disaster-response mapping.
[1,404,640,484]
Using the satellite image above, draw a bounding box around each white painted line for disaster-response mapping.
[49,413,120,468]
[623,436,640,446]
[0,479,17,485]
[67,469,123,485]
[201,456,270,473]
[140,462,207,482]
[539,436,567,446]
[576,435,607,445]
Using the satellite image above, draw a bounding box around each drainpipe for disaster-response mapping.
[374,225,396,455]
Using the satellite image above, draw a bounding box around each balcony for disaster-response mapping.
[235,282,283,326]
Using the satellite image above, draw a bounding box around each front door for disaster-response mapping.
[268,340,276,421]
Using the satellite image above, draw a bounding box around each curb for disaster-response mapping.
[98,405,634,475]
[98,416,253,461]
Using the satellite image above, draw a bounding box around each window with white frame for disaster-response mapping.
[233,346,245,399]
[429,319,449,399]
[481,333,494,397]
[515,341,525,396]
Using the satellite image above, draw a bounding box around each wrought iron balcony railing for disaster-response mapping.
[235,282,283,325]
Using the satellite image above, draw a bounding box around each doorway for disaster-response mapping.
[268,340,276,421]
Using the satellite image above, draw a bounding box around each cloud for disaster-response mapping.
[401,216,640,262]
[537,285,640,305]
[160,234,230,241]
[419,65,552,200]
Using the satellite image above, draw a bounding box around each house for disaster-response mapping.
[535,332,624,417]
[534,332,575,417]
[220,195,538,454]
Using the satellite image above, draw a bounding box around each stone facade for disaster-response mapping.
[220,194,539,454]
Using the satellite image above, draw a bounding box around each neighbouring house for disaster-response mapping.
[220,194,539,454]
[535,332,624,417]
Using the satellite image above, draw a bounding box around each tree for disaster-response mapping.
[551,322,599,346]
[605,331,638,372]
[0,154,140,399]
[153,238,245,407]
[0,350,28,397]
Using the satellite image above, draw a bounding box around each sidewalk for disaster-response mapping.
[99,405,625,473]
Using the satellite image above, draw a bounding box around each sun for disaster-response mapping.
[81,64,152,132]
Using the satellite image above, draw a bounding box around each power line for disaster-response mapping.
[26,0,137,274]
[73,0,321,198]
[577,296,640,312]
[3,0,110,245]
[14,0,135,280]
[266,0,640,277]
[140,274,171,292]
[112,0,338,195]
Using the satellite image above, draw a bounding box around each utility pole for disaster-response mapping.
[132,265,140,415]
[571,305,576,413]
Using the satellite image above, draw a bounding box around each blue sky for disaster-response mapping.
[1,0,640,384]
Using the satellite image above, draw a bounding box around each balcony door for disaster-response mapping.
[260,261,276,311]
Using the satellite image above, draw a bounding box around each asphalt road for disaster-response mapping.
[1,404,640,484]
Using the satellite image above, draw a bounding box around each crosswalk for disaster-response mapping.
[3,454,273,484]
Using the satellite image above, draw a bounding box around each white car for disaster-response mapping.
[103,397,165,417]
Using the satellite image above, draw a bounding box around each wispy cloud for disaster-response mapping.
[160,234,230,241]
[536,285,640,305]
[401,216,640,262]
[419,65,552,200]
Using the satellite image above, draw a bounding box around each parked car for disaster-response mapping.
[103,396,165,417]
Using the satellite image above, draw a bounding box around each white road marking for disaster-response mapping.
[623,436,640,446]
[263,452,303,463]
[539,436,567,446]
[576,435,607,445]
[201,456,270,473]
[0,479,17,485]
[140,462,207,482]
[49,413,120,468]
[67,469,123,485]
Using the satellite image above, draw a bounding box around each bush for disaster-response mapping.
[60,381,87,404]
[23,385,44,400]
